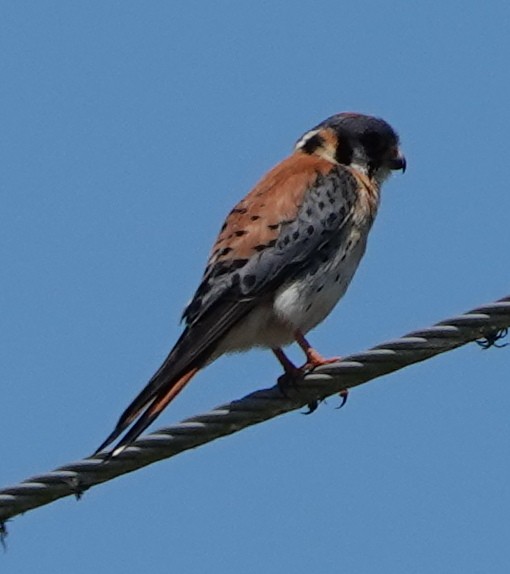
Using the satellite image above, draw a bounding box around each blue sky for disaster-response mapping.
[1,2,510,572]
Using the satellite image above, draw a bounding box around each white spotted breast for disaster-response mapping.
[272,167,380,335]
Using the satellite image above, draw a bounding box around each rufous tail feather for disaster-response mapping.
[95,367,200,457]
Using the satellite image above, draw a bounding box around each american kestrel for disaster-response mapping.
[96,112,406,456]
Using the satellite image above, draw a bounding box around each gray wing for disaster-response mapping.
[183,166,359,327]
[147,166,360,389]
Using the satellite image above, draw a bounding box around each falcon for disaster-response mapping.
[96,112,406,456]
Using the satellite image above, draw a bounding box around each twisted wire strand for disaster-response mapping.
[0,295,509,524]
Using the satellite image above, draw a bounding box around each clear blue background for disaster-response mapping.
[1,2,509,572]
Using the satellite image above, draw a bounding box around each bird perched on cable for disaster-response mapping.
[96,112,406,457]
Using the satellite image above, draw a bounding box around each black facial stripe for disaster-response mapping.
[334,139,353,165]
[301,133,324,154]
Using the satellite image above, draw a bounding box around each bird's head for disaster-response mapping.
[295,112,406,183]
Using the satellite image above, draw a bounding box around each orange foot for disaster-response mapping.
[295,338,348,410]
[293,329,341,371]
[303,351,348,409]
[301,351,348,412]
[272,342,348,410]
[301,347,342,371]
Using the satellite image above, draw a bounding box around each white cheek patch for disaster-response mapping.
[350,160,392,185]
[315,144,338,164]
[350,160,369,176]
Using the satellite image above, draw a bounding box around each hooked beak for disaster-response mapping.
[387,150,406,173]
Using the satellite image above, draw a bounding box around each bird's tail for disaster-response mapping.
[94,365,200,457]
[94,299,248,458]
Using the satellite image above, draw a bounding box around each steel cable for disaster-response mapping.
[0,295,508,526]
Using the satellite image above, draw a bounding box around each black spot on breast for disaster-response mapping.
[243,274,256,288]
[335,273,341,282]
[307,225,314,235]
[316,285,324,293]
[292,230,300,240]
[283,235,291,246]
[253,239,276,252]
[327,212,338,224]
[306,207,313,217]
[318,201,325,210]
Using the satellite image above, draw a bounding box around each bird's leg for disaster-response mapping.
[294,330,341,368]
[294,330,348,408]
[273,347,319,412]
[273,347,300,375]
[273,348,302,396]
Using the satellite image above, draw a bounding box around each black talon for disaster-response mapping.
[335,390,349,409]
[476,328,508,349]
[303,400,319,414]
[0,521,8,552]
